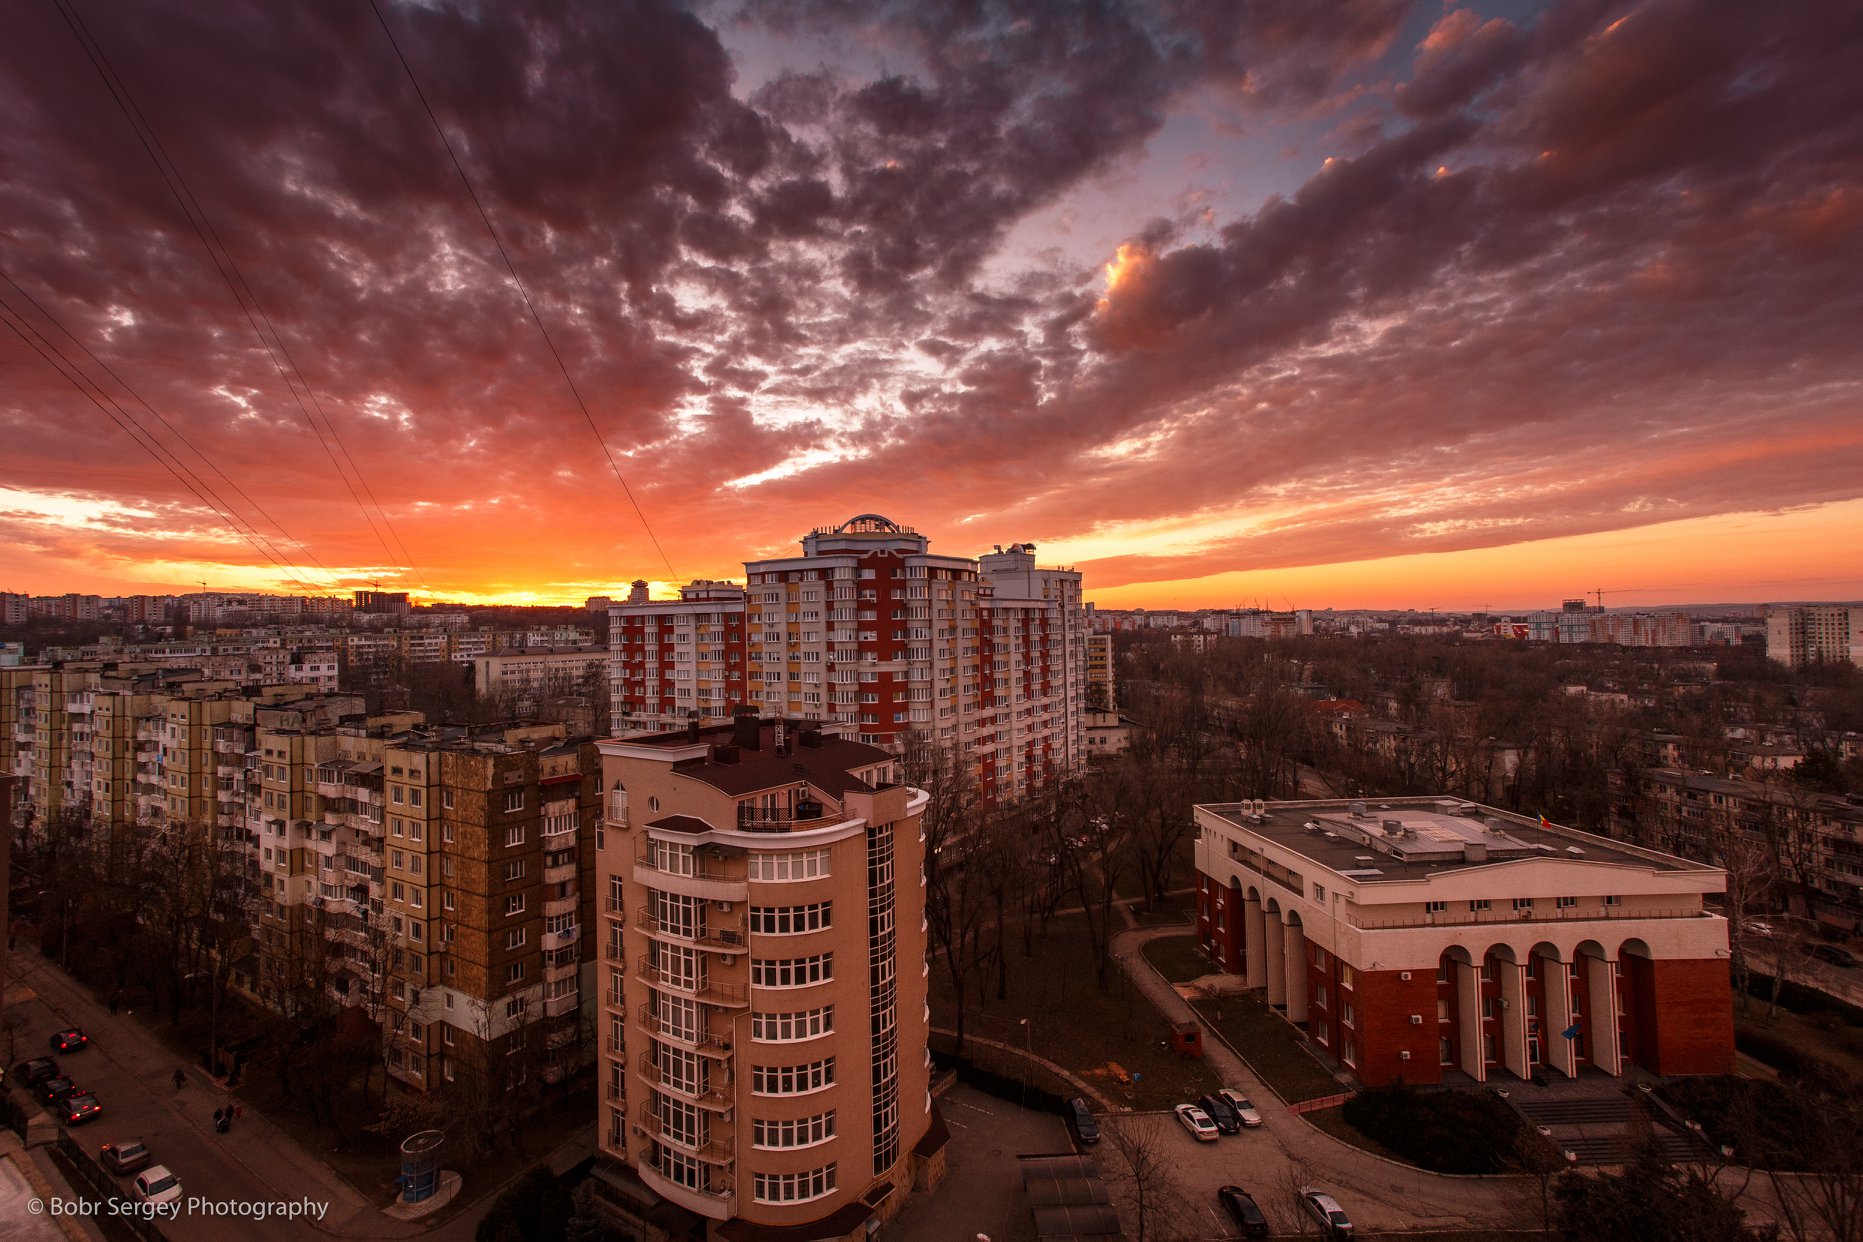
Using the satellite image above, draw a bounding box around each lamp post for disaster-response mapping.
[1018,1018,1032,1107]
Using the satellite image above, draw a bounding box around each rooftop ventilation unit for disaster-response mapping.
[1350,800,1368,818]
[1382,819,1403,836]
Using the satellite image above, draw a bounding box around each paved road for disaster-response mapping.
[4,947,412,1241]
[883,1084,1070,1242]
[1109,924,1534,1236]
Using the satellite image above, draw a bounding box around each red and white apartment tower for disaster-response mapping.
[608,515,1087,804]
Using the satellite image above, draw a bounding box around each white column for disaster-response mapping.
[1244,897,1268,989]
[1586,956,1623,1075]
[1283,922,1308,1024]
[1264,916,1286,1007]
[1456,958,1485,1081]
[1542,954,1576,1078]
[1499,962,1530,1080]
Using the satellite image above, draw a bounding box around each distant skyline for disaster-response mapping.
[4,1,1861,610]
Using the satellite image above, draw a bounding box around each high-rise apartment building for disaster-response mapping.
[609,515,1087,804]
[589,711,941,1238]
[1767,604,1862,668]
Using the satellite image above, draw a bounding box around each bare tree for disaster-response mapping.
[1110,1115,1182,1242]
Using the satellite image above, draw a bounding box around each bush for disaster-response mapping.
[1340,1085,1524,1174]
[477,1168,573,1242]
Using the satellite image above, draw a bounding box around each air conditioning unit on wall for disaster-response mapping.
[1399,971,1412,981]
[1409,1014,1423,1025]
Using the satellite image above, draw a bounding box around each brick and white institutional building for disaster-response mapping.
[608,514,1088,803]
[1194,797,1735,1087]
[589,710,943,1240]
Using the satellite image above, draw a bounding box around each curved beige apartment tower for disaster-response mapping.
[590,710,943,1240]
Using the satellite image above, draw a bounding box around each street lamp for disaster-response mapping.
[1018,1018,1032,1108]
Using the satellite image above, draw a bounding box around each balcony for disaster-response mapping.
[542,925,580,953]
[544,860,577,885]
[635,1159,734,1221]
[635,1057,735,1112]
[634,1005,734,1057]
[633,956,748,1007]
[632,859,746,906]
[634,1108,735,1163]
[543,989,579,1018]
[545,894,578,919]
[634,908,747,953]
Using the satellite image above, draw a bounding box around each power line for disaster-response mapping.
[51,0,430,593]
[365,0,680,585]
[0,300,331,592]
[0,267,342,595]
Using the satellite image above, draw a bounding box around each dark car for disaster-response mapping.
[62,1094,104,1126]
[1063,1097,1101,1147]
[1218,1185,1271,1238]
[1812,944,1860,969]
[14,1057,61,1087]
[101,1140,152,1176]
[37,1076,80,1105]
[1198,1093,1242,1135]
[49,1029,89,1054]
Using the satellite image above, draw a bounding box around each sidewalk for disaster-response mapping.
[7,946,417,1239]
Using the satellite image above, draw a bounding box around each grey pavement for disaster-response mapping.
[881,1083,1071,1242]
[1110,924,1535,1235]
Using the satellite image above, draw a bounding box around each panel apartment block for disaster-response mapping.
[608,514,1086,804]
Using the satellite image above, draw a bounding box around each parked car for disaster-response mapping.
[13,1057,61,1087]
[1743,920,1777,939]
[1299,1187,1356,1238]
[1218,1185,1271,1238]
[49,1029,90,1054]
[1063,1097,1100,1147]
[101,1140,152,1176]
[1173,1103,1219,1142]
[62,1094,104,1126]
[134,1166,182,1207]
[1217,1088,1264,1127]
[1811,943,1860,968]
[37,1076,80,1105]
[1197,1093,1242,1135]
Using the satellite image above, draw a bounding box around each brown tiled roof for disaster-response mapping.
[644,814,713,835]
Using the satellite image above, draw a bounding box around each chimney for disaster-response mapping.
[732,707,761,751]
[685,711,701,744]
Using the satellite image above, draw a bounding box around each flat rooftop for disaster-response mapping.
[1201,797,1712,883]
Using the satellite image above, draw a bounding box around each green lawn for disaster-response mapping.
[929,914,1221,1109]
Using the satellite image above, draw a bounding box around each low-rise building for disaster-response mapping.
[1194,797,1734,1087]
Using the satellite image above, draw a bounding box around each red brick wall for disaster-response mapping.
[1348,968,1441,1087]
[1645,957,1735,1076]
[1194,876,1245,974]
[1621,955,1653,1071]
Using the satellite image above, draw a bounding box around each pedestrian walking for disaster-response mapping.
[172,1068,186,1091]
[109,992,120,1015]
[213,1107,225,1127]
[215,1111,229,1134]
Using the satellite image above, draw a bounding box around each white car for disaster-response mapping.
[134,1165,182,1206]
[1174,1103,1219,1142]
[1218,1088,1264,1127]
[1298,1186,1355,1238]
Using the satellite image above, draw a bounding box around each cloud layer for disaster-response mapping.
[2,0,1859,604]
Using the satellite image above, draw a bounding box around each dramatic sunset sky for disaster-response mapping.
[3,0,1860,611]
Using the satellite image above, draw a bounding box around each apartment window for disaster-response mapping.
[505,994,526,1017]
[506,928,527,950]
[392,787,404,805]
[751,1058,835,1096]
[1556,895,1577,909]
[504,894,526,917]
[1603,894,1621,907]
[752,1112,836,1150]
[443,891,455,912]
[443,821,455,844]
[652,943,702,991]
[648,838,694,876]
[748,849,831,881]
[503,790,525,813]
[748,903,832,935]
[654,1042,703,1095]
[409,890,423,910]
[1440,1036,1454,1065]
[655,994,701,1042]
[1513,897,1535,912]
[1338,963,1356,989]
[409,788,422,808]
[752,1006,834,1042]
[442,789,455,810]
[505,962,525,985]
[1341,1001,1356,1027]
[1425,900,1448,914]
[1469,899,1491,912]
[504,824,525,848]
[392,849,405,870]
[503,860,526,882]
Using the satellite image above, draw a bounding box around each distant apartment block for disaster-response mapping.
[1766,604,1862,668]
[1085,632,1115,709]
[1,592,29,626]
[1609,767,1863,926]
[1194,797,1734,1087]
[589,711,941,1238]
[609,515,1088,804]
